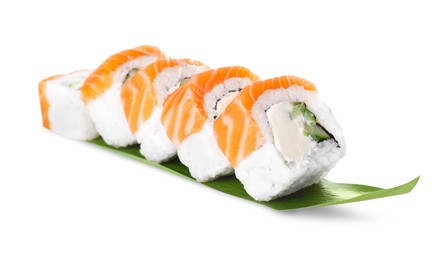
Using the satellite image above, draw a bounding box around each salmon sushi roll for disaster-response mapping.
[214,76,346,201]
[121,58,209,163]
[39,70,99,141]
[162,66,259,182]
[81,45,165,147]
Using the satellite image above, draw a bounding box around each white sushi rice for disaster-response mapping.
[45,70,99,141]
[235,85,346,201]
[87,56,157,147]
[178,122,233,182]
[136,64,208,163]
[179,77,252,182]
[137,107,177,163]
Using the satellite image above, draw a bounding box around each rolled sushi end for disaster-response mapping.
[178,76,254,182]
[40,70,99,141]
[83,47,164,148]
[178,122,233,182]
[127,60,209,162]
[235,85,345,201]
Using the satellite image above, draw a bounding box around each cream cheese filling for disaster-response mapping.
[266,101,316,162]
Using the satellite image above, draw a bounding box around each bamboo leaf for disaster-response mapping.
[89,138,419,210]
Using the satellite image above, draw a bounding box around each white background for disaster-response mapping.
[1,0,440,259]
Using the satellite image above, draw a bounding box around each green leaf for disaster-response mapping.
[88,137,419,211]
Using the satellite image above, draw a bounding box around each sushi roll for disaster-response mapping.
[121,58,209,163]
[81,45,165,147]
[214,76,346,201]
[161,66,259,182]
[38,70,99,141]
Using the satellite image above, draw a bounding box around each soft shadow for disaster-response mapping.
[277,205,371,221]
